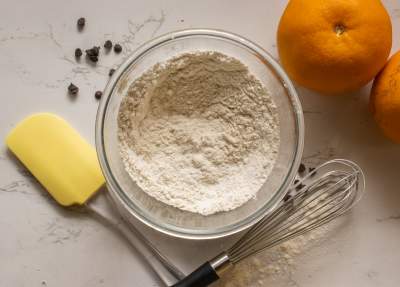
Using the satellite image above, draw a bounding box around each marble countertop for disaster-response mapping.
[1,0,400,286]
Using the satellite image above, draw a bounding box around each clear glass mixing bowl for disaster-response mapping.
[95,29,304,240]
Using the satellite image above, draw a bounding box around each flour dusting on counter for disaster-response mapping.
[118,51,280,215]
[218,224,332,287]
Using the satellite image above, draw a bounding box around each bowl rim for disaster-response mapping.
[95,28,304,240]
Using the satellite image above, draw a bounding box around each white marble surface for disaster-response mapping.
[1,0,400,286]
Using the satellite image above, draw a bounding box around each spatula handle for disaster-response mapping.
[87,190,185,286]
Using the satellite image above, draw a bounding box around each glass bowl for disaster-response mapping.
[95,29,304,240]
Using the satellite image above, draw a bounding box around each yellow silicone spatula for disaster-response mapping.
[6,113,105,205]
[6,113,184,286]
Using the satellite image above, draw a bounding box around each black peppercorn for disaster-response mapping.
[114,44,122,53]
[109,68,116,77]
[298,163,306,173]
[75,48,82,58]
[283,193,292,202]
[104,40,112,50]
[85,46,100,62]
[95,91,103,100]
[309,167,316,176]
[68,83,79,95]
[77,17,85,29]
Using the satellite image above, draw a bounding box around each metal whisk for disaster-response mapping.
[171,159,365,287]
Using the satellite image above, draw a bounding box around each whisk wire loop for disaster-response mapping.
[227,159,364,263]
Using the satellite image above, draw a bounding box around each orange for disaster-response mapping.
[277,0,392,94]
[370,51,400,144]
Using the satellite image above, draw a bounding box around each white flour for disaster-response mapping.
[118,51,280,215]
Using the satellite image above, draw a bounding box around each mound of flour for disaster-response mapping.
[118,52,280,215]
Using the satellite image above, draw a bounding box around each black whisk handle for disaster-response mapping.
[170,262,219,287]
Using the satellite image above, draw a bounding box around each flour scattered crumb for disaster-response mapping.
[118,51,280,215]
